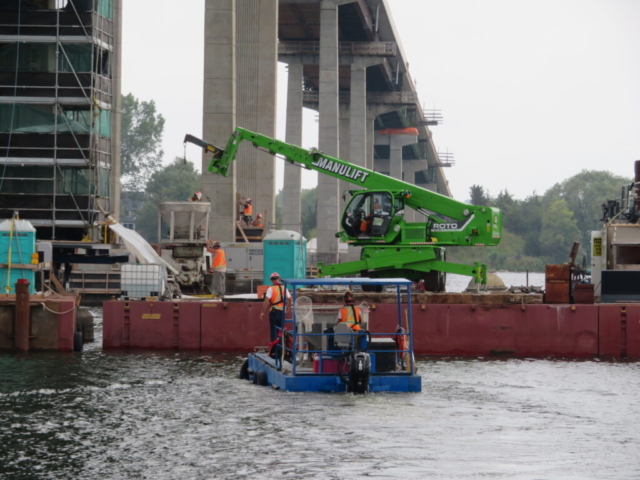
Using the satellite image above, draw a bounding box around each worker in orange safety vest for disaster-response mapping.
[251,213,263,228]
[207,240,226,297]
[338,291,362,331]
[241,198,253,226]
[260,272,292,341]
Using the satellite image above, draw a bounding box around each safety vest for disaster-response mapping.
[268,285,285,311]
[339,305,362,331]
[244,204,253,216]
[213,249,226,271]
[254,221,263,228]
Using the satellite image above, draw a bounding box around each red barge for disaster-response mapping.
[102,292,639,359]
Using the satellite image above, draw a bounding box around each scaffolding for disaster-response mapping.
[0,0,117,240]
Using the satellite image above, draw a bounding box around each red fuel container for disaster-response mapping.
[313,356,348,374]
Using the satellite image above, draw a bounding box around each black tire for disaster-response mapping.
[423,271,446,293]
[73,331,83,352]
[253,370,268,386]
[239,359,250,380]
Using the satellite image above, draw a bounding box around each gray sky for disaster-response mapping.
[122,0,640,201]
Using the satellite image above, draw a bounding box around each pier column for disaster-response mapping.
[282,62,303,233]
[401,159,428,222]
[339,103,351,212]
[236,0,278,227]
[349,58,369,169]
[203,0,237,241]
[316,0,340,263]
[366,108,376,171]
[375,131,418,182]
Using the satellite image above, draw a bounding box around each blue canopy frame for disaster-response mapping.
[279,277,415,376]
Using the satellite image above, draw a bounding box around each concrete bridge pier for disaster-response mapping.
[375,130,418,220]
[282,62,304,233]
[316,0,342,264]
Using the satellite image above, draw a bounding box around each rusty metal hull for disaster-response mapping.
[102,298,639,359]
[0,295,79,351]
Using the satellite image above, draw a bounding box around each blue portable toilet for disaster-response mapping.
[0,219,36,294]
[263,230,307,285]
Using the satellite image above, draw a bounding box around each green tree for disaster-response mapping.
[538,199,582,263]
[493,189,515,219]
[517,193,544,257]
[469,184,490,205]
[447,229,546,272]
[543,170,632,249]
[121,93,165,191]
[134,158,201,241]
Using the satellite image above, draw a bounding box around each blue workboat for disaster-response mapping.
[239,278,421,393]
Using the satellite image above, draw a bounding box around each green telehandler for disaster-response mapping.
[184,128,502,291]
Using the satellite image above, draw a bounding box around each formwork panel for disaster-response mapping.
[128,302,175,349]
[103,301,125,349]
[177,302,201,350]
[201,302,269,351]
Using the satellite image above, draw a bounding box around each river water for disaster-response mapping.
[1,273,639,480]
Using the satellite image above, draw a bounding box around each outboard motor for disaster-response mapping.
[347,352,371,394]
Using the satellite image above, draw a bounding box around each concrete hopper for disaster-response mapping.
[158,202,211,244]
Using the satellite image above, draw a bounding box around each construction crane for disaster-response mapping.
[184,129,502,291]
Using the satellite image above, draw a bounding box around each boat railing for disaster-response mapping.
[273,277,416,376]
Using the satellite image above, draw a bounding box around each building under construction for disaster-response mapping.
[0,0,121,241]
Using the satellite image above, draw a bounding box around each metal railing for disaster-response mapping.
[279,41,396,56]
[303,90,419,106]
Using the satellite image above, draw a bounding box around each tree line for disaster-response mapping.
[447,170,631,271]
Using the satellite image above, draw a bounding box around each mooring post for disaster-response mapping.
[14,279,30,352]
